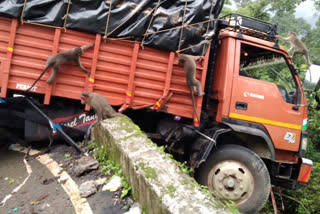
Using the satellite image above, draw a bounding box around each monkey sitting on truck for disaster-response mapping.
[277,32,311,68]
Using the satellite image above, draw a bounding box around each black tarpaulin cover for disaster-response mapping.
[0,0,224,55]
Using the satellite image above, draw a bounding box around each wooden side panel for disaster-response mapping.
[0,17,209,120]
[0,18,10,61]
[134,46,167,106]
[9,23,54,93]
[95,40,133,106]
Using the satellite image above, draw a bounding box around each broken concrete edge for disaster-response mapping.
[91,116,235,214]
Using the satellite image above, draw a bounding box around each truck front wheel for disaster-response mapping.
[196,144,270,214]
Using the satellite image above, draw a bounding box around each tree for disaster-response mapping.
[272,13,311,37]
[305,17,320,64]
[232,0,305,21]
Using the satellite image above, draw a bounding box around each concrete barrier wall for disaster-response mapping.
[93,116,230,214]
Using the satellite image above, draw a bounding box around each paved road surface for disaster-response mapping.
[0,142,130,214]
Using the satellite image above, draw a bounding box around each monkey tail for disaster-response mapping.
[25,65,51,92]
[190,91,200,126]
[305,54,311,69]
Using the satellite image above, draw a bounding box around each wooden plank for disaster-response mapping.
[1,18,18,98]
[44,28,61,104]
[119,42,140,112]
[84,34,101,111]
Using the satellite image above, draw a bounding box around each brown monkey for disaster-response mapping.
[114,0,136,10]
[80,91,128,123]
[179,54,205,124]
[170,14,179,25]
[143,7,153,16]
[185,25,205,37]
[277,32,311,67]
[26,43,94,92]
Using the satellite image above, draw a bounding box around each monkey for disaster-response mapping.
[143,7,153,16]
[80,91,129,123]
[129,2,138,10]
[169,14,180,25]
[114,0,137,10]
[26,43,94,92]
[80,91,132,145]
[185,24,205,38]
[154,11,179,25]
[179,54,205,124]
[277,32,311,67]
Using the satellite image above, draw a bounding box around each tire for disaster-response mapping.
[196,144,270,214]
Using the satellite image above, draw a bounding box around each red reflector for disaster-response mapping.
[297,158,313,183]
[300,165,312,182]
[194,118,200,127]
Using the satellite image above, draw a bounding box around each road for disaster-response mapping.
[0,142,131,214]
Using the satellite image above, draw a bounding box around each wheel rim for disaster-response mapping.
[208,160,254,204]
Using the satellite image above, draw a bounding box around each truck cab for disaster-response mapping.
[195,14,314,214]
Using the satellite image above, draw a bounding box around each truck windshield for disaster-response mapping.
[239,43,297,104]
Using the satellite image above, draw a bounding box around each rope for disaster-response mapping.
[106,2,144,37]
[201,0,216,56]
[20,21,63,29]
[63,0,72,29]
[20,0,66,29]
[143,18,216,36]
[103,0,113,40]
[20,0,27,23]
[178,0,188,53]
[140,0,161,47]
[177,40,210,53]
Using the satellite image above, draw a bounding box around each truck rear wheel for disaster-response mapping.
[196,144,270,214]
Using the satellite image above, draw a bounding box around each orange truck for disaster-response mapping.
[0,1,318,213]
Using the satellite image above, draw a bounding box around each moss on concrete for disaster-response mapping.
[92,116,232,214]
[166,184,176,197]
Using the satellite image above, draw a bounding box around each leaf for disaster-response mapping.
[121,189,129,198]
[9,178,15,184]
[64,153,71,158]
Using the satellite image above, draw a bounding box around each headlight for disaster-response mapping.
[300,132,308,156]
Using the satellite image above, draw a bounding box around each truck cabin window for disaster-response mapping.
[239,43,297,104]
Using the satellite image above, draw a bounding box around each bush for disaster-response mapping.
[261,162,320,214]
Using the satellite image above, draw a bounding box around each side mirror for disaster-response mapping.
[303,64,320,92]
[295,68,302,75]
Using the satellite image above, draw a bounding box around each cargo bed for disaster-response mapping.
[0,17,209,120]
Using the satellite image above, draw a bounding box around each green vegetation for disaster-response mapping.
[166,184,176,197]
[138,162,157,180]
[261,163,320,214]
[93,144,132,199]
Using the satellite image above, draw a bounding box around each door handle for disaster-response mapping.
[292,105,299,111]
[236,101,248,110]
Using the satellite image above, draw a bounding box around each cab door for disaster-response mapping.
[229,41,305,153]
